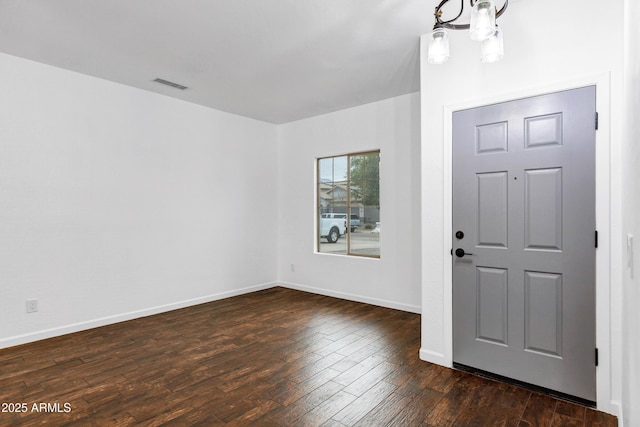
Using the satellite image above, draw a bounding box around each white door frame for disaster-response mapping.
[439,73,615,413]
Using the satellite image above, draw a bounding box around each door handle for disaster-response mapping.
[455,248,474,258]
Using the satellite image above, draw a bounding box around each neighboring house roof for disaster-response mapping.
[319,181,364,203]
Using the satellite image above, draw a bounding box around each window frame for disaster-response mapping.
[316,150,380,259]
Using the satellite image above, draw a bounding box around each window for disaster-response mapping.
[317,151,380,257]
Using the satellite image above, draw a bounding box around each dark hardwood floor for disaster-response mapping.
[0,287,617,426]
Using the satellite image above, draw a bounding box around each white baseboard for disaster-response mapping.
[0,281,277,350]
[2,281,419,350]
[608,400,623,426]
[277,281,421,314]
[419,348,452,368]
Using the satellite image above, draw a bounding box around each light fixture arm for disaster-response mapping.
[427,0,508,64]
[433,0,508,30]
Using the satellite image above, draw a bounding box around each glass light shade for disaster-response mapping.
[427,28,450,64]
[480,26,504,63]
[469,0,496,41]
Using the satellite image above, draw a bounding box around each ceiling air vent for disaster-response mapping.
[153,78,188,90]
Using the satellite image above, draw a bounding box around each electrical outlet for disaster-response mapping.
[26,299,38,313]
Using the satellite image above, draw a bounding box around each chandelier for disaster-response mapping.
[427,0,508,64]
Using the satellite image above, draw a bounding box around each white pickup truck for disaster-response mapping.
[319,213,347,243]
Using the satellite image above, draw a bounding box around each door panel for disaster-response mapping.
[476,267,508,346]
[524,113,563,148]
[524,271,563,357]
[524,168,563,251]
[476,121,508,153]
[477,172,508,248]
[452,87,596,402]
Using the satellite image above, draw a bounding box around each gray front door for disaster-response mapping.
[452,87,596,402]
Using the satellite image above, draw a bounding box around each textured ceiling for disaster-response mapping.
[0,1,498,124]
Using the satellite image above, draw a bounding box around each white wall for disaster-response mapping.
[622,0,640,425]
[0,52,423,351]
[0,53,278,348]
[419,0,624,416]
[277,93,421,313]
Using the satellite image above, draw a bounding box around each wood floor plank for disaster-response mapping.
[266,380,345,425]
[518,392,557,427]
[550,412,585,427]
[0,287,617,426]
[331,380,397,426]
[276,367,342,406]
[556,400,587,421]
[294,390,358,427]
[585,408,619,427]
[286,352,346,384]
[224,400,282,427]
[352,391,413,427]
[342,360,398,397]
[451,377,525,427]
[391,386,445,426]
[332,354,387,386]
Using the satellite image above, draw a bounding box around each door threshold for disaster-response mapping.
[452,362,596,408]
